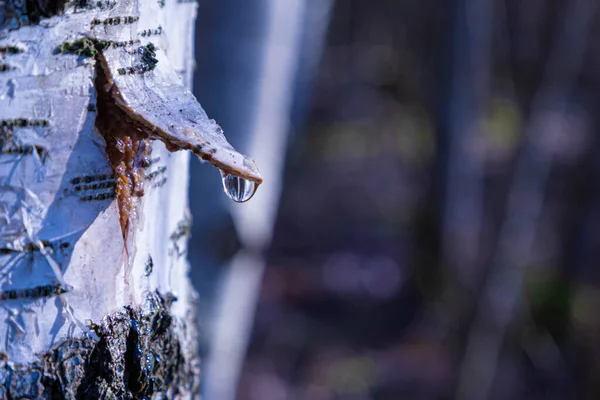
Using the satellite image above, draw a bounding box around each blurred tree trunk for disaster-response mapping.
[0,0,261,396]
[190,2,332,399]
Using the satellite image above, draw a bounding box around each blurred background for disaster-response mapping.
[188,0,600,399]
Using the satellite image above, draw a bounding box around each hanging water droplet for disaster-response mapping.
[221,172,257,203]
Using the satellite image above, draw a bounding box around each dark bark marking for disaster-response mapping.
[0,283,70,301]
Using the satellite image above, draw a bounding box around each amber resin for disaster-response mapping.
[94,55,152,240]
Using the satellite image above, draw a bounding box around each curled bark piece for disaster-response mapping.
[98,45,263,185]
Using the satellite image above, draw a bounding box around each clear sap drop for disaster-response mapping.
[221,173,257,203]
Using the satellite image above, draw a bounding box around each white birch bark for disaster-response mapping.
[0,0,261,396]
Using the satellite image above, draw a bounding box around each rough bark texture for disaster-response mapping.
[0,291,200,399]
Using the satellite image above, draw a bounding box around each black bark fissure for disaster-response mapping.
[0,292,200,399]
[0,0,68,29]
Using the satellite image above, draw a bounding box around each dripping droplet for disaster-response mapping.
[221,172,257,203]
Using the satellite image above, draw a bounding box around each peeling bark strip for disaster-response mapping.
[92,46,263,185]
[0,292,200,399]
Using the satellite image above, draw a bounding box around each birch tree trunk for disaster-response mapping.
[0,0,261,397]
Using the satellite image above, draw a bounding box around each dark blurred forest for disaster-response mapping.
[191,0,600,399]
